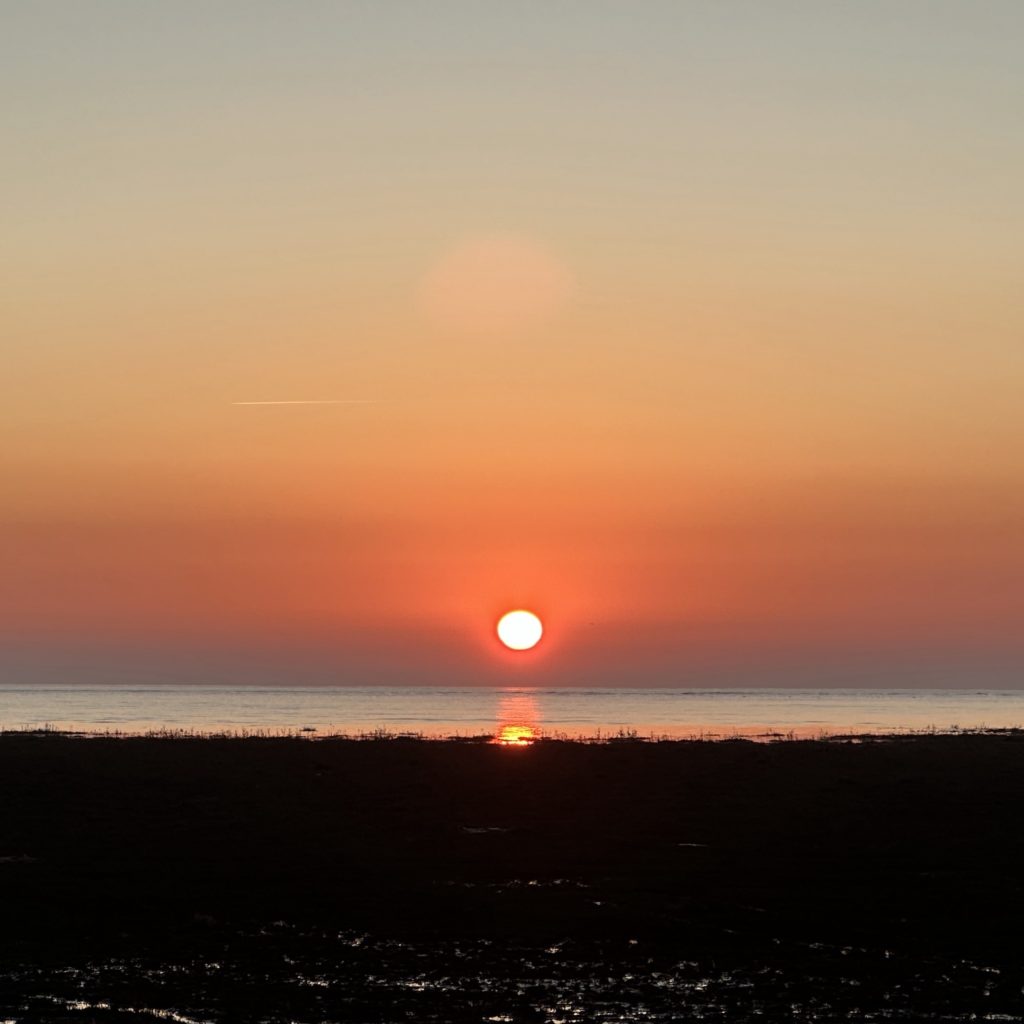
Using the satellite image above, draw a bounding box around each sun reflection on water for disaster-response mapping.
[493,690,540,746]
[495,724,537,746]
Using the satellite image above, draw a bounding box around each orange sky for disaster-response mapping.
[3,3,1023,686]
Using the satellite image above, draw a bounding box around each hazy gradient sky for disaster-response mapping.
[3,1,1023,686]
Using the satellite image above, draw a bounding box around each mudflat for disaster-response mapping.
[2,733,1023,1021]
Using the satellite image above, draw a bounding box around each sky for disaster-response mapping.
[3,1,1023,687]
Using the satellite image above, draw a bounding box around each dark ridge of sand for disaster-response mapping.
[2,733,1023,1021]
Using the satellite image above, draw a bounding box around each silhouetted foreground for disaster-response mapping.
[2,733,1023,1021]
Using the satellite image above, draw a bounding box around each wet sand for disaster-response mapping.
[2,732,1023,1021]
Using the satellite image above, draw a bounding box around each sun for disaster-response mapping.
[497,610,543,651]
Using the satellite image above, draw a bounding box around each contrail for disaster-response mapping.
[232,399,377,406]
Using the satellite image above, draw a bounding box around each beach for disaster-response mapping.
[2,732,1023,1021]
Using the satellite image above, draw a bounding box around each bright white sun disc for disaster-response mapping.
[497,610,543,651]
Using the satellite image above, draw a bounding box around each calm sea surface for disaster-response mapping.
[2,685,1024,738]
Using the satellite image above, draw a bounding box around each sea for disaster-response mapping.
[2,685,1024,739]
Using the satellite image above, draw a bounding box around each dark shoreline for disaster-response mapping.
[8,723,1024,741]
[3,732,1024,1020]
